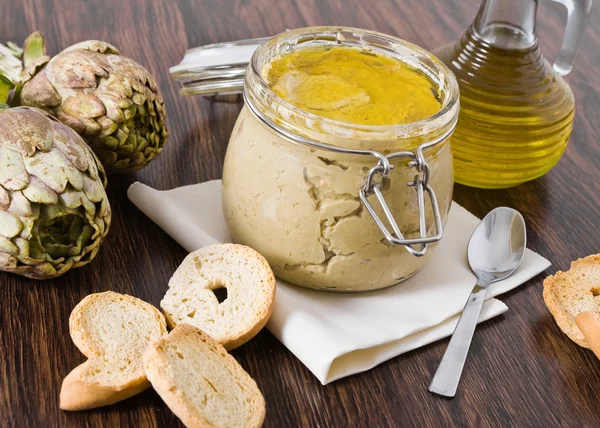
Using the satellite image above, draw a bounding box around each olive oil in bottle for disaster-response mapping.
[434,0,589,188]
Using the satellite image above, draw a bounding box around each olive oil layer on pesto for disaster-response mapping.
[263,46,441,126]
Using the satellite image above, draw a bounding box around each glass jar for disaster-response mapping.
[222,27,459,292]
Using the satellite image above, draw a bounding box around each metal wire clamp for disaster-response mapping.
[358,146,444,257]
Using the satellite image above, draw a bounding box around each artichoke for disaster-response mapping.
[4,32,168,174]
[0,104,111,279]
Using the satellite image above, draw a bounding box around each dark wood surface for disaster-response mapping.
[1,0,599,426]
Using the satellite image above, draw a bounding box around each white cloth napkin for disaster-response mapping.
[128,180,551,384]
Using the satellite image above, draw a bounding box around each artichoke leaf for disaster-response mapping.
[101,73,134,99]
[75,224,94,253]
[145,151,157,162]
[130,151,144,164]
[5,42,22,58]
[82,235,102,254]
[22,176,58,204]
[93,135,119,150]
[30,204,40,221]
[55,194,96,234]
[93,216,105,237]
[123,106,133,121]
[0,108,54,155]
[126,133,137,148]
[120,123,130,135]
[119,143,135,154]
[42,202,78,220]
[132,93,145,106]
[47,50,108,89]
[0,44,22,90]
[96,93,126,123]
[0,252,17,269]
[29,239,46,260]
[79,116,102,135]
[63,40,120,56]
[0,146,29,190]
[95,148,118,165]
[19,67,61,109]
[129,79,146,96]
[0,236,19,255]
[7,191,32,217]
[0,75,14,106]
[97,116,118,136]
[0,186,9,209]
[58,188,87,210]
[85,151,103,185]
[81,190,97,215]
[136,137,149,152]
[107,55,152,85]
[52,126,90,172]
[9,238,43,266]
[61,93,105,119]
[17,215,35,241]
[23,147,84,192]
[53,109,85,134]
[82,174,106,203]
[115,128,128,145]
[0,211,23,238]
[112,158,130,170]
[13,238,46,265]
[45,242,78,258]
[33,262,61,278]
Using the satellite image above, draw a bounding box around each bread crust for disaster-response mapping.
[161,244,276,350]
[144,324,266,428]
[60,291,167,411]
[60,365,151,411]
[543,254,600,348]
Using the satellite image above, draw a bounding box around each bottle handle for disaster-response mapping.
[547,0,592,76]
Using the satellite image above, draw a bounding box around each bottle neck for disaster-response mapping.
[473,0,538,49]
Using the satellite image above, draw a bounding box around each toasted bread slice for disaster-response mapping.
[144,324,266,428]
[160,244,276,350]
[543,254,600,348]
[60,291,167,410]
[576,311,600,359]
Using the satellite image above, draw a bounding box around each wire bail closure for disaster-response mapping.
[243,87,453,257]
[359,146,442,257]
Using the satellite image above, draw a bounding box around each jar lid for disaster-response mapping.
[170,37,268,96]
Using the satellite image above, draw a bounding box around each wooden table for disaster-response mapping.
[2,0,599,426]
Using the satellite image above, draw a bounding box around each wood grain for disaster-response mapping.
[1,0,600,426]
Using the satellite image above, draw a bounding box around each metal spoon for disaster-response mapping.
[429,207,526,398]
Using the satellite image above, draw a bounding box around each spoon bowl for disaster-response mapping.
[468,208,526,281]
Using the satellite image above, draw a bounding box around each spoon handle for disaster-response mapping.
[429,279,491,398]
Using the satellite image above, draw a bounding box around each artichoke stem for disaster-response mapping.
[23,31,46,69]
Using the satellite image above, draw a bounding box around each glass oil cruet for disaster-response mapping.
[434,0,591,188]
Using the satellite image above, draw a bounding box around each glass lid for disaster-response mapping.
[169,37,268,96]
